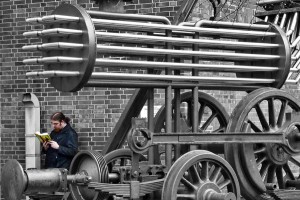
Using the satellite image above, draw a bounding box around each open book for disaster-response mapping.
[35,131,51,143]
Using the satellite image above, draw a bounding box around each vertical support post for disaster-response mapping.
[165,29,173,170]
[147,31,155,165]
[174,45,181,160]
[22,93,41,169]
[147,88,155,164]
[191,32,199,150]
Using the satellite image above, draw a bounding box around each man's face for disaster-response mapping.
[51,120,63,132]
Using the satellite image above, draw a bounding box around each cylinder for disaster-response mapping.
[25,168,68,193]
[23,4,291,92]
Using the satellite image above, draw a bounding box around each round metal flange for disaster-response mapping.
[127,128,153,154]
[44,4,96,92]
[1,160,28,200]
[225,87,300,200]
[162,150,240,200]
[69,150,109,200]
[236,22,291,89]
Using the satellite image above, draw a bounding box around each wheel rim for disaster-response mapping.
[225,88,300,200]
[162,150,240,200]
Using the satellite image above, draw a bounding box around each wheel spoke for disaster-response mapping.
[254,146,266,154]
[189,164,201,184]
[289,156,300,167]
[268,98,276,128]
[177,193,196,199]
[216,175,224,185]
[248,120,262,132]
[255,104,270,131]
[212,126,226,133]
[181,177,197,191]
[200,112,217,131]
[200,161,209,180]
[277,100,287,127]
[283,164,296,180]
[198,102,206,126]
[256,155,267,166]
[259,162,270,181]
[276,166,284,189]
[218,179,231,189]
[266,165,276,183]
[210,166,222,182]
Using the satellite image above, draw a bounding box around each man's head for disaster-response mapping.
[50,112,70,132]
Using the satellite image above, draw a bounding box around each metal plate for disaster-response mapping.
[2,160,27,200]
[44,4,96,92]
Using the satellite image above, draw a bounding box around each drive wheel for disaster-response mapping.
[162,150,240,200]
[225,88,300,200]
[154,91,229,156]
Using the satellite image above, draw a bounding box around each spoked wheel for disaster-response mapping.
[154,91,229,155]
[225,88,300,200]
[162,150,240,200]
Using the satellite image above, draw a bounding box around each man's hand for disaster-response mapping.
[42,142,49,151]
[49,141,60,149]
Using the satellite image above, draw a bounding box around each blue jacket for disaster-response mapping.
[44,124,78,170]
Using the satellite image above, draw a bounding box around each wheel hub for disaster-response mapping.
[266,144,290,165]
[196,182,221,200]
[282,120,300,155]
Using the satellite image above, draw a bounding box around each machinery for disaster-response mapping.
[2,1,300,200]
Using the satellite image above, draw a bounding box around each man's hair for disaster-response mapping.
[50,112,70,124]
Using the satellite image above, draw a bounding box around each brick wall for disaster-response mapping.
[2,0,300,199]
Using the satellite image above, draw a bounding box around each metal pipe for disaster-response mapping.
[95,59,279,72]
[22,42,84,51]
[257,0,287,5]
[179,22,194,26]
[87,10,171,25]
[286,14,293,36]
[26,15,80,24]
[90,72,275,83]
[286,74,300,84]
[26,71,80,77]
[274,14,280,25]
[280,14,287,29]
[97,45,280,61]
[194,20,270,30]
[23,93,41,170]
[286,12,298,36]
[291,36,300,47]
[23,28,83,37]
[96,32,279,49]
[92,19,277,38]
[265,16,269,22]
[23,56,83,64]
[85,80,264,90]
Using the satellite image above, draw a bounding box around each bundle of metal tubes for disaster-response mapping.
[255,1,300,84]
[23,3,290,92]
